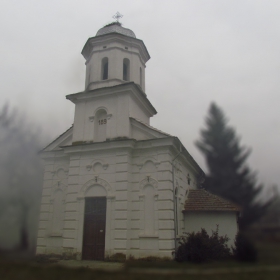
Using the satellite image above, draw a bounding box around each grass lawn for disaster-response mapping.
[1,260,280,280]
[256,241,280,264]
[1,241,280,280]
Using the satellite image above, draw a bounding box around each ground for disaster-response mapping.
[1,241,280,280]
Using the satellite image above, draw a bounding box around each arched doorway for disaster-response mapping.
[82,196,107,260]
[82,185,107,260]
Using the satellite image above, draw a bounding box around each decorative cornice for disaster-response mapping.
[82,33,150,63]
[66,83,157,116]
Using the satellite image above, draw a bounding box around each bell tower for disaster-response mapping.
[67,20,156,144]
[81,22,150,92]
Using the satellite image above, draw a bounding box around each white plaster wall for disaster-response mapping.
[62,148,134,259]
[171,154,202,239]
[72,93,131,143]
[131,126,152,140]
[37,137,208,260]
[36,153,69,255]
[72,89,153,143]
[129,147,175,258]
[72,102,86,143]
[86,41,146,91]
[184,212,238,247]
[129,94,150,124]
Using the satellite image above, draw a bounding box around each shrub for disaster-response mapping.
[106,252,126,262]
[233,233,257,262]
[176,227,231,263]
[137,256,171,262]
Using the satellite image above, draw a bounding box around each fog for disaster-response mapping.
[0,0,279,250]
[0,105,45,252]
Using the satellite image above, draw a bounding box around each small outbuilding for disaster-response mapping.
[183,189,240,247]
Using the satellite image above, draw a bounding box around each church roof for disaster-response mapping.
[67,82,157,116]
[183,189,241,212]
[96,22,136,38]
[41,125,73,152]
[130,117,172,137]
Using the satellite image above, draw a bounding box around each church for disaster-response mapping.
[36,20,240,260]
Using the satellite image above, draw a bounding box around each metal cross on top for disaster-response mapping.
[113,12,123,22]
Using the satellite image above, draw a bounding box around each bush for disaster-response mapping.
[136,256,171,262]
[176,227,231,263]
[106,253,126,262]
[233,233,257,262]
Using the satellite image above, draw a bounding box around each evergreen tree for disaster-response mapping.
[196,102,269,229]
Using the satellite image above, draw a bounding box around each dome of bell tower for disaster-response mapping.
[82,21,150,92]
[96,22,136,38]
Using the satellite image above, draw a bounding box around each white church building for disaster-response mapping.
[36,22,240,260]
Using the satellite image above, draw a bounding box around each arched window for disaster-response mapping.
[85,65,91,88]
[123,58,130,81]
[94,109,107,142]
[101,57,108,80]
[140,67,142,88]
[51,190,64,235]
[143,185,155,234]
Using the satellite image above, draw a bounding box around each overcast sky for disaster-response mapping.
[0,0,279,197]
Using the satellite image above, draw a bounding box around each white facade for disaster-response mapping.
[36,23,238,260]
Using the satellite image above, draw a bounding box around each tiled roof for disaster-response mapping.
[183,189,241,212]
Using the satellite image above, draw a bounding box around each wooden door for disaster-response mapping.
[82,197,106,260]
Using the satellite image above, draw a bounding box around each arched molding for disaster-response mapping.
[139,176,158,200]
[139,177,159,237]
[50,183,67,203]
[50,169,68,203]
[137,157,160,170]
[78,177,114,199]
[86,159,109,172]
[75,178,115,256]
[51,166,69,178]
[94,106,108,116]
[89,106,112,122]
